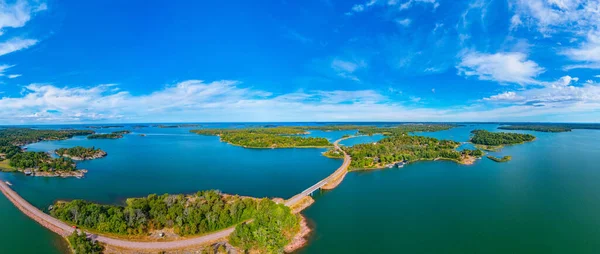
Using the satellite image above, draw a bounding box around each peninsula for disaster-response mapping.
[87,130,130,139]
[55,146,107,160]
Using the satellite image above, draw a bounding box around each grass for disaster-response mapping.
[0,160,16,172]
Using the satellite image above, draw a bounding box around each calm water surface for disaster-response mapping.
[2,124,600,253]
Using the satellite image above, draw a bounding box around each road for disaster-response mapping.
[285,136,351,206]
[0,136,353,251]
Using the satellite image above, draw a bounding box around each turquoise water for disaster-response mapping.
[299,125,600,253]
[2,124,600,253]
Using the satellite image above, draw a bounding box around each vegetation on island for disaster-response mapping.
[158,124,200,128]
[487,155,512,162]
[498,123,600,133]
[86,125,124,129]
[344,134,484,169]
[87,130,130,139]
[0,128,94,146]
[322,149,345,159]
[354,124,457,136]
[470,130,535,147]
[50,190,300,253]
[55,146,107,160]
[230,201,299,253]
[192,128,331,148]
[68,231,104,254]
[8,151,77,172]
[0,128,93,175]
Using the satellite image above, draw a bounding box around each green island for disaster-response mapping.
[86,125,125,129]
[344,135,484,169]
[0,128,94,176]
[470,130,536,151]
[50,190,299,253]
[158,124,200,128]
[498,124,600,133]
[87,131,130,139]
[191,127,331,148]
[487,155,512,162]
[191,124,457,149]
[68,231,104,254]
[55,146,107,161]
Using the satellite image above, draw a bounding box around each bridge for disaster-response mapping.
[0,136,353,251]
[285,137,351,207]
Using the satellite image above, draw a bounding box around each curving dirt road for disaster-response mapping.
[0,136,353,251]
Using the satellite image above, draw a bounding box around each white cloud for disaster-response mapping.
[0,0,46,36]
[396,18,412,27]
[1,79,599,123]
[0,37,37,56]
[0,64,13,75]
[483,76,600,107]
[8,74,21,78]
[399,0,439,10]
[562,31,600,69]
[457,51,545,84]
[331,58,366,81]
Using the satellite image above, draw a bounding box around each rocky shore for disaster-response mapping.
[55,150,107,161]
[26,169,88,178]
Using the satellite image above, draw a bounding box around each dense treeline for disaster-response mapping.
[55,146,107,160]
[192,128,330,148]
[230,201,299,253]
[470,130,535,146]
[345,135,483,168]
[68,231,104,254]
[158,124,200,128]
[9,151,76,171]
[322,149,345,159]
[498,125,571,132]
[487,155,512,162]
[111,130,131,135]
[51,190,297,240]
[498,123,600,133]
[86,125,124,129]
[0,128,94,146]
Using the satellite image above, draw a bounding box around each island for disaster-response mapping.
[50,190,300,253]
[0,128,94,176]
[498,123,600,133]
[86,125,125,129]
[158,124,200,128]
[55,146,107,160]
[470,129,535,151]
[345,135,484,169]
[87,130,130,139]
[487,155,512,162]
[192,127,331,148]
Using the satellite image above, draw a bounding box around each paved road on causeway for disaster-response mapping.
[0,136,351,251]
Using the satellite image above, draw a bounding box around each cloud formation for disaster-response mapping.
[457,51,545,84]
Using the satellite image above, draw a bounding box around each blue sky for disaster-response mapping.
[0,0,599,123]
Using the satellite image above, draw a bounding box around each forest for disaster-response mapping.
[50,190,299,253]
[470,130,535,146]
[498,123,600,132]
[487,155,512,162]
[8,151,76,171]
[67,231,104,254]
[192,128,330,148]
[55,146,107,160]
[0,128,94,146]
[344,135,484,168]
[87,131,126,139]
[229,200,299,253]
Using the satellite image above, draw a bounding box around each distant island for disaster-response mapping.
[470,130,535,151]
[51,190,299,253]
[192,127,331,148]
[86,125,125,129]
[499,124,600,133]
[487,155,512,162]
[55,146,107,160]
[158,124,201,128]
[87,130,130,139]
